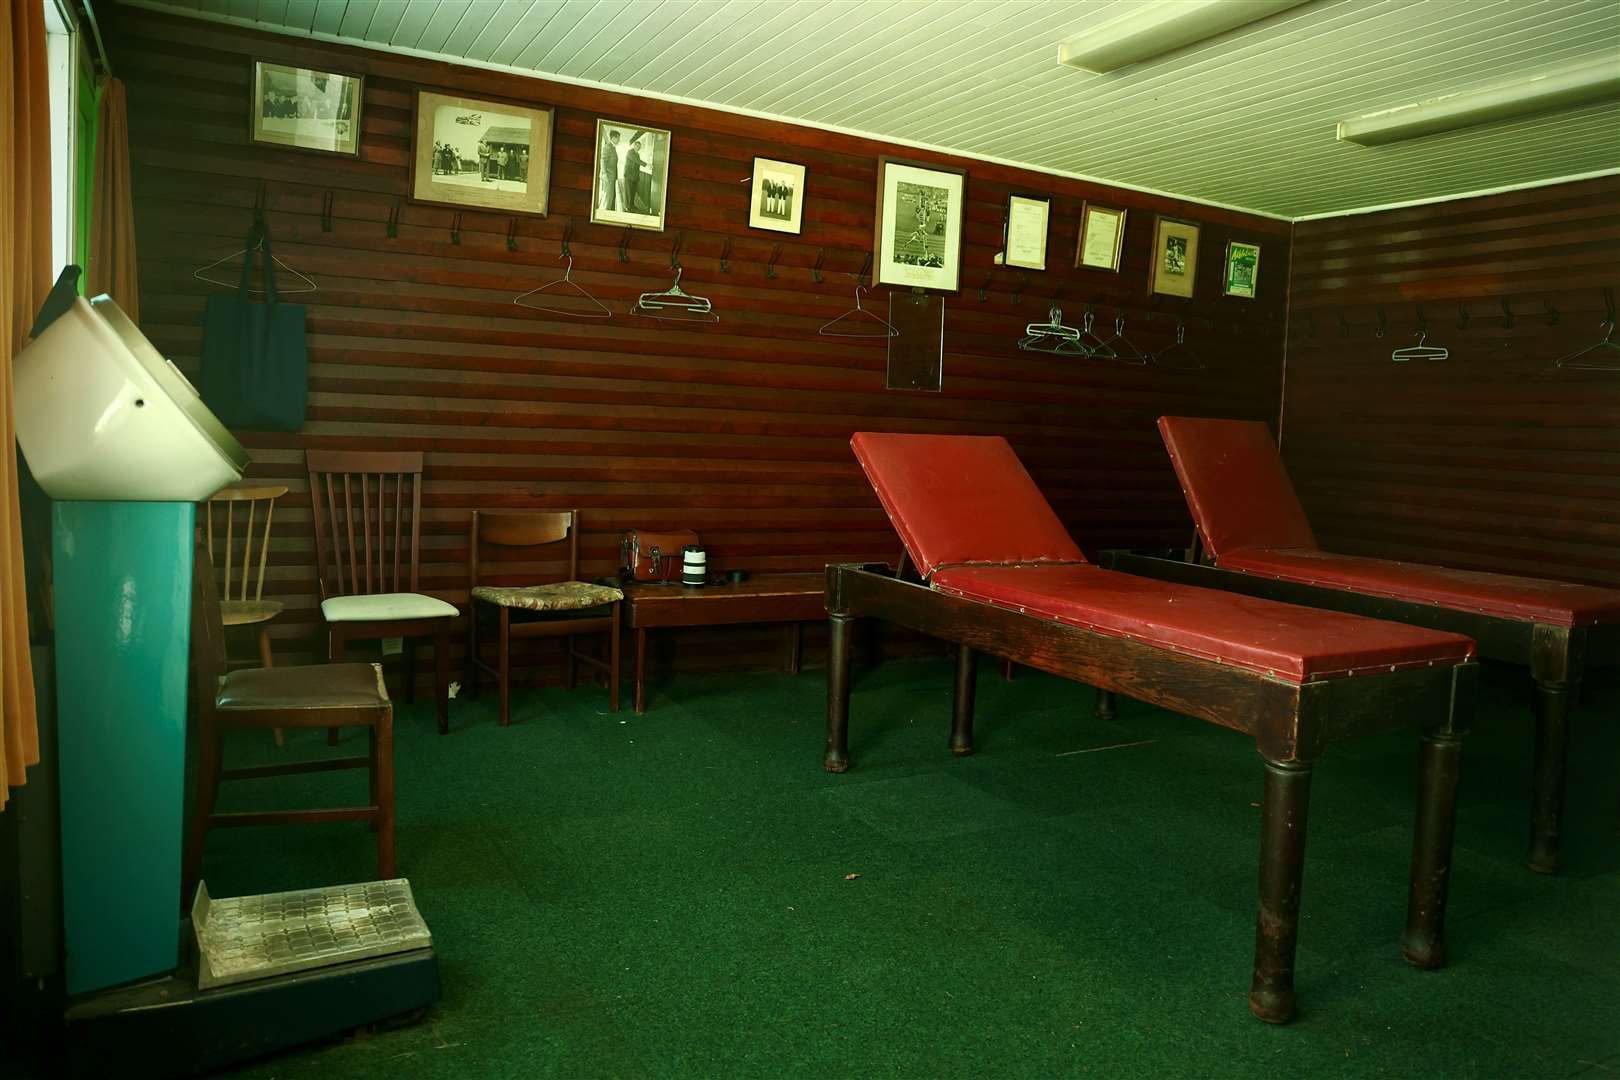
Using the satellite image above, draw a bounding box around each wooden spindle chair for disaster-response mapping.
[306,450,458,736]
[205,481,291,744]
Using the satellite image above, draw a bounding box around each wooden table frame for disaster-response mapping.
[823,563,1476,1024]
[622,573,829,714]
[1102,550,1620,874]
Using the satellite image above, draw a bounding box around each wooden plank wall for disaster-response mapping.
[1282,175,1620,590]
[111,7,1290,680]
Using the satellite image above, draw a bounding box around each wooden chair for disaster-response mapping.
[466,510,623,727]
[183,545,395,905]
[306,450,457,736]
[205,481,289,744]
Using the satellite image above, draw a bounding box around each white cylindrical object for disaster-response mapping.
[681,545,707,586]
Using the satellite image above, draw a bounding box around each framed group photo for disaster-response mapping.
[410,90,553,216]
[1075,202,1126,271]
[749,157,806,234]
[250,60,363,156]
[1224,241,1261,298]
[1150,216,1201,298]
[1001,194,1049,271]
[591,119,671,231]
[873,158,966,291]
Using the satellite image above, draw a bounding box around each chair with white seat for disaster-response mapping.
[306,450,458,736]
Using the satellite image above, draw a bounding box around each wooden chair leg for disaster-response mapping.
[368,725,380,833]
[433,625,450,736]
[498,607,511,727]
[609,602,621,713]
[260,627,285,747]
[565,634,577,690]
[403,636,417,705]
[328,630,346,745]
[465,602,481,699]
[182,725,224,907]
[374,711,396,879]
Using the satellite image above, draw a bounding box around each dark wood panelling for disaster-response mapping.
[1282,175,1620,589]
[110,7,1289,678]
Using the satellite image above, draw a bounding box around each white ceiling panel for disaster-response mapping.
[135,0,1620,219]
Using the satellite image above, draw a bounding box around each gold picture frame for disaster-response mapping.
[1075,202,1126,272]
[410,90,553,216]
[1002,194,1050,271]
[1150,216,1200,298]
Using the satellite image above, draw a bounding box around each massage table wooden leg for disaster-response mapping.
[1095,689,1116,720]
[824,613,855,773]
[1528,677,1572,874]
[951,644,976,755]
[1250,758,1312,1025]
[1403,727,1463,969]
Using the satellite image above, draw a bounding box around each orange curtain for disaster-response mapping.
[0,0,48,809]
[89,77,138,319]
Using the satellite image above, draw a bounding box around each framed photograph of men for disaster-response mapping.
[873,157,966,292]
[590,119,671,232]
[748,157,806,234]
[1149,215,1201,299]
[250,61,363,156]
[410,90,553,216]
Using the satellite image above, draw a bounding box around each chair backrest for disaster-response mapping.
[469,510,578,589]
[306,450,425,599]
[204,482,288,603]
[1156,416,1318,559]
[190,545,228,723]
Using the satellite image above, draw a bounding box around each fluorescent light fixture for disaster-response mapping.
[1058,0,1310,74]
[1338,58,1620,146]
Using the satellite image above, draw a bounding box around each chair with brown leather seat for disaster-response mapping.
[183,545,395,904]
[466,509,623,727]
[204,480,290,744]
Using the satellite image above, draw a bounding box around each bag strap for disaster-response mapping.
[256,219,280,306]
[235,221,261,297]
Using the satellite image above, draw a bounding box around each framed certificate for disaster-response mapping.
[1224,241,1261,298]
[1150,215,1200,298]
[1001,194,1049,271]
[1075,202,1126,271]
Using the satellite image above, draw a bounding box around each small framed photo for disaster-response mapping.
[1224,241,1261,298]
[874,158,966,291]
[591,119,672,231]
[250,60,363,156]
[1150,216,1201,298]
[1001,194,1049,271]
[410,90,553,216]
[1075,202,1126,272]
[749,157,806,234]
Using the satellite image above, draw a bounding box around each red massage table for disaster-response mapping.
[1108,416,1620,874]
[826,432,1477,1024]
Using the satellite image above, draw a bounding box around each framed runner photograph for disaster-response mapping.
[1224,240,1261,298]
[410,90,553,216]
[1075,202,1126,271]
[590,119,672,231]
[748,157,807,234]
[1001,194,1050,271]
[1149,215,1201,298]
[250,61,363,156]
[873,158,966,292]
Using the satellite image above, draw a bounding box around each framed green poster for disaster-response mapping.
[1224,241,1260,299]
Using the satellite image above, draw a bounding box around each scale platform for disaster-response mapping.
[64,880,440,1078]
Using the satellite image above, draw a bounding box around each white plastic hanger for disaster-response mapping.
[1391,329,1449,362]
[514,253,611,320]
[820,285,898,339]
[632,266,718,323]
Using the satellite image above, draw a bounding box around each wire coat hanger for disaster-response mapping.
[1152,319,1205,371]
[193,220,317,295]
[1391,329,1449,362]
[820,285,898,338]
[1018,304,1086,355]
[1556,289,1620,371]
[514,252,611,319]
[632,265,718,323]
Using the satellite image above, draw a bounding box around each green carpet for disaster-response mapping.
[198,657,1619,1079]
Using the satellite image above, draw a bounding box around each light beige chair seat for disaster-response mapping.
[471,582,623,613]
[320,592,458,622]
[219,599,284,627]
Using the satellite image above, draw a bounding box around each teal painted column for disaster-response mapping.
[54,501,194,995]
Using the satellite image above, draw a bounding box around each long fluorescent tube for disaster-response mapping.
[1058,0,1310,74]
[1338,58,1620,146]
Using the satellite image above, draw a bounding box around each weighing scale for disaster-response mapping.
[13,272,439,1077]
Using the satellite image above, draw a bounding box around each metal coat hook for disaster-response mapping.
[450,213,462,246]
[560,218,573,259]
[812,248,826,284]
[857,252,872,289]
[618,227,632,263]
[1012,273,1030,305]
[1457,303,1469,330]
[1544,299,1559,326]
[386,198,401,239]
[1501,299,1514,329]
[320,190,335,232]
[1337,309,1350,337]
[719,237,732,273]
[669,230,684,270]
[766,242,782,280]
[506,218,520,252]
[252,181,267,224]
[1413,302,1427,334]
[977,271,993,303]
[1375,306,1387,338]
[1304,311,1318,338]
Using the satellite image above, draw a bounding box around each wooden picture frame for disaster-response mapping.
[748,157,807,234]
[1150,216,1201,298]
[1001,194,1049,271]
[590,119,672,232]
[873,157,967,292]
[410,90,553,216]
[1075,202,1126,271]
[1224,240,1261,299]
[250,60,363,157]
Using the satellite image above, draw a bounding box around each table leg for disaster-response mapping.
[785,622,802,675]
[1528,677,1571,874]
[951,643,976,755]
[824,613,854,772]
[1250,758,1313,1024]
[634,627,648,715]
[1403,727,1462,969]
[1095,689,1116,720]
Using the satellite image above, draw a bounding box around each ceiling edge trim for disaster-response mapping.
[121,0,1295,222]
[1292,167,1620,223]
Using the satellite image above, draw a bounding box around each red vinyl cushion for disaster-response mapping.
[851,432,1086,578]
[930,564,1475,682]
[1220,548,1620,628]
[1157,416,1317,558]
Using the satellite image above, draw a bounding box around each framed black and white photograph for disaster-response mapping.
[250,60,363,156]
[1001,193,1049,271]
[591,119,671,231]
[410,90,553,216]
[1224,240,1261,298]
[1075,202,1126,271]
[1150,216,1201,298]
[748,157,806,234]
[873,158,966,291]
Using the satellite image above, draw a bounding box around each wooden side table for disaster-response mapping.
[621,572,828,713]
